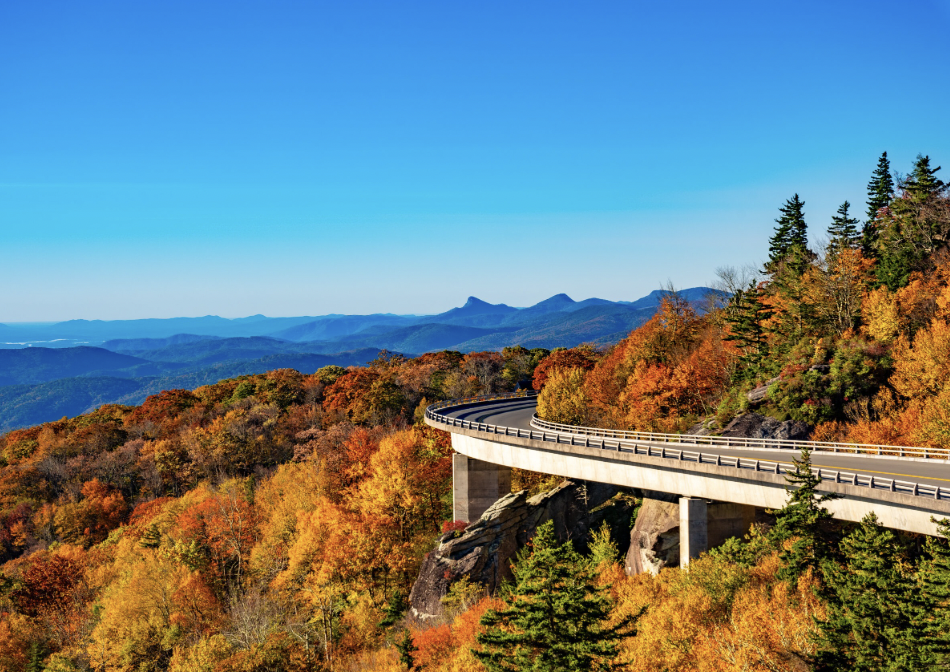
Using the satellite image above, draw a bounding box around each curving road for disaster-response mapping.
[441,397,950,492]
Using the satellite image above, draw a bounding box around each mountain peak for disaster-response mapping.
[464,296,490,307]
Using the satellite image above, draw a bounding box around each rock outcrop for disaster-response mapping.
[408,480,633,622]
[625,491,680,575]
[720,412,811,441]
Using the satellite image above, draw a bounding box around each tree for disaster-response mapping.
[473,521,636,671]
[767,194,809,273]
[769,448,838,583]
[918,518,950,666]
[815,512,930,671]
[723,281,772,375]
[864,151,894,255]
[536,367,591,426]
[827,201,861,255]
[905,154,945,199]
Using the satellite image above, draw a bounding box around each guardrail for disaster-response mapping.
[531,415,950,461]
[425,394,950,502]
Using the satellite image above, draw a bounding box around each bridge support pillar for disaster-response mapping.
[679,497,708,568]
[453,453,511,524]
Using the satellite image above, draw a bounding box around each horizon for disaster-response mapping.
[3,1,949,321]
[1,286,719,325]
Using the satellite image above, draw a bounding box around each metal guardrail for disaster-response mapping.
[425,393,949,502]
[530,415,950,460]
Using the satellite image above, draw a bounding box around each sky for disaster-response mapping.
[2,1,949,321]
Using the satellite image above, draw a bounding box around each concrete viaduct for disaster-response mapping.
[425,392,950,568]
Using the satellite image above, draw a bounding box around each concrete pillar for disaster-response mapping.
[452,453,511,524]
[679,497,708,568]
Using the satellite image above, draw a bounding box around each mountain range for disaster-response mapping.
[0,288,723,431]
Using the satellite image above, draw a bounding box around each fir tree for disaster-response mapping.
[863,151,894,256]
[723,281,772,377]
[25,642,45,672]
[918,518,950,667]
[767,194,809,273]
[816,513,930,672]
[827,201,861,255]
[474,520,636,672]
[904,154,945,199]
[769,447,839,583]
[396,629,415,670]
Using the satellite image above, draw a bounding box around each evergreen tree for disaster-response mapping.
[863,152,894,256]
[918,518,950,667]
[25,642,45,672]
[723,281,772,377]
[396,629,415,670]
[767,194,809,273]
[474,521,636,672]
[827,201,861,255]
[816,513,930,672]
[769,448,839,583]
[904,154,945,199]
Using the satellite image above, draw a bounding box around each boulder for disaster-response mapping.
[625,491,680,575]
[721,412,811,442]
[408,480,633,622]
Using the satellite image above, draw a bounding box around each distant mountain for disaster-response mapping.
[0,287,727,431]
[0,347,151,386]
[0,348,387,432]
[102,333,223,351]
[270,314,412,342]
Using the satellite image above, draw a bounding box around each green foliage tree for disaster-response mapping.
[769,448,839,582]
[918,518,950,666]
[723,281,772,376]
[863,151,894,256]
[767,194,809,274]
[474,520,635,671]
[816,512,930,672]
[905,154,944,199]
[827,201,861,255]
[396,629,415,670]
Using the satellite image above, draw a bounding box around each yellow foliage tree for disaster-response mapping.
[536,367,591,425]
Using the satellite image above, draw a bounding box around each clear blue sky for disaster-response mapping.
[2,1,949,321]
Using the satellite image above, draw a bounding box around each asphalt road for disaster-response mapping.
[443,398,950,490]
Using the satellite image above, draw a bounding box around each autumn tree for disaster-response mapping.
[536,367,591,425]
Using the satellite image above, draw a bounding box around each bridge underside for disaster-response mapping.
[449,432,949,537]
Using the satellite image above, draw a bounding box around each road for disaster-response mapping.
[442,397,950,491]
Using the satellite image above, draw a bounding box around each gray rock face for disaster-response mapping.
[408,480,631,622]
[625,491,680,575]
[746,377,780,404]
[721,412,811,441]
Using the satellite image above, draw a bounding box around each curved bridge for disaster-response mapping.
[425,392,950,547]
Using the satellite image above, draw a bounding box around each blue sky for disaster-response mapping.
[2,1,949,321]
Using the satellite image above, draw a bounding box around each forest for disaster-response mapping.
[1,152,949,671]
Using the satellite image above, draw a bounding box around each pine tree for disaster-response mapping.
[864,151,894,255]
[815,513,931,672]
[767,194,809,273]
[474,520,636,672]
[827,201,861,256]
[769,448,839,583]
[723,281,772,377]
[396,629,415,670]
[904,154,945,199]
[918,518,950,667]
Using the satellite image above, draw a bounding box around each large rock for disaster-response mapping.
[721,412,811,441]
[625,491,680,575]
[408,480,632,622]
